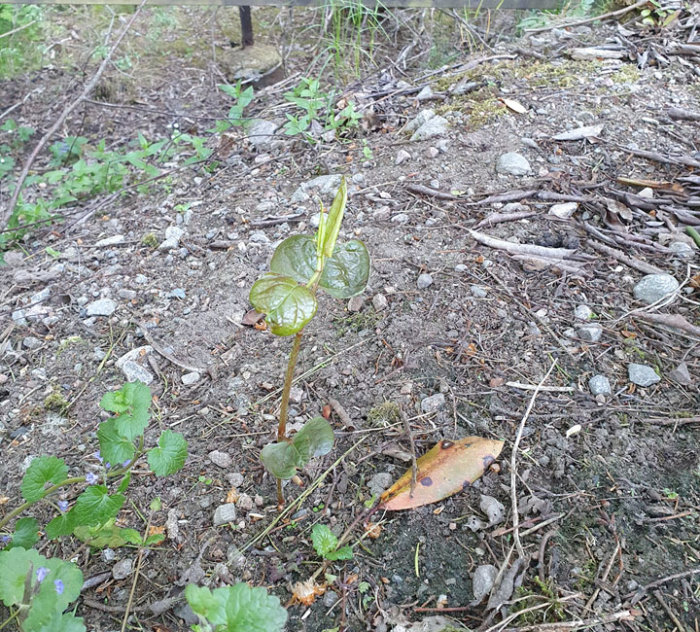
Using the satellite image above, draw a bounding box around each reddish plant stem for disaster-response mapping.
[276,331,304,507]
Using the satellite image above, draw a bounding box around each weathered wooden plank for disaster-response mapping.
[0,0,560,8]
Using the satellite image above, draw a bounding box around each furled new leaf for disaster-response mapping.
[321,176,347,259]
[21,456,69,502]
[185,583,288,632]
[380,437,504,511]
[249,273,317,336]
[320,239,370,299]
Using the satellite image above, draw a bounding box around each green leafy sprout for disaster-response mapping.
[311,524,353,562]
[249,178,370,507]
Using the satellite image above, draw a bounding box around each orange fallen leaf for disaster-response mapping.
[290,579,325,606]
[380,437,504,511]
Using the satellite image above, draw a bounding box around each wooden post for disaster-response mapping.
[239,5,253,47]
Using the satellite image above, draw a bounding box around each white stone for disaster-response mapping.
[588,375,611,396]
[209,450,232,468]
[372,294,388,312]
[182,372,201,385]
[549,202,578,219]
[395,149,411,165]
[633,274,679,304]
[574,304,593,320]
[496,152,531,176]
[86,298,117,317]
[95,235,125,247]
[628,363,661,387]
[417,273,433,289]
[121,361,154,385]
[421,393,445,414]
[213,504,237,526]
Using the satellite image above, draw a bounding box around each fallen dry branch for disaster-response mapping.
[499,610,635,631]
[465,189,538,206]
[475,211,538,229]
[587,240,666,275]
[618,144,700,169]
[405,183,460,201]
[0,0,147,232]
[634,312,700,339]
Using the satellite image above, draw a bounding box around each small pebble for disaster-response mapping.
[588,375,611,396]
[628,363,661,387]
[574,304,593,320]
[112,558,133,580]
[470,285,487,298]
[85,298,117,317]
[209,450,232,468]
[213,504,237,526]
[182,372,200,385]
[421,393,445,414]
[576,323,603,343]
[368,472,393,496]
[347,296,364,312]
[372,294,388,312]
[417,273,433,289]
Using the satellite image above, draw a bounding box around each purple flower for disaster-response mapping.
[85,472,98,485]
[94,452,104,463]
[36,567,50,583]
[122,459,131,467]
[0,535,10,544]
[54,579,64,595]
[57,500,69,513]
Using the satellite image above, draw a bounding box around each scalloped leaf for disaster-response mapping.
[147,430,188,476]
[185,583,287,632]
[8,517,39,550]
[21,456,69,502]
[97,418,136,465]
[100,382,152,440]
[73,486,125,526]
[45,510,77,540]
[249,273,317,336]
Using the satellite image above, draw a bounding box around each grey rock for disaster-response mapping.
[120,361,154,385]
[249,230,270,244]
[455,264,467,272]
[417,273,434,289]
[159,226,184,251]
[226,472,244,487]
[86,298,117,317]
[291,174,343,203]
[247,119,280,150]
[323,590,338,607]
[237,493,253,512]
[576,323,603,343]
[633,274,679,305]
[289,387,304,404]
[395,149,411,165]
[116,346,152,369]
[549,202,577,218]
[213,503,237,526]
[372,293,388,312]
[182,372,201,385]
[23,336,42,350]
[668,362,692,385]
[588,375,611,396]
[480,494,505,526]
[112,558,133,580]
[410,115,449,141]
[95,235,125,247]
[168,288,186,299]
[391,213,410,224]
[668,241,694,258]
[574,304,593,320]
[426,146,439,159]
[118,289,137,300]
[416,86,433,100]
[470,285,487,298]
[628,363,661,387]
[405,109,436,132]
[496,152,531,176]
[102,549,116,562]
[421,393,446,414]
[368,472,393,496]
[347,296,364,312]
[173,603,199,626]
[209,450,232,468]
[472,564,498,603]
[30,288,51,304]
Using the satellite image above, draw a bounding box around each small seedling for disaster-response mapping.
[311,524,353,561]
[249,178,369,506]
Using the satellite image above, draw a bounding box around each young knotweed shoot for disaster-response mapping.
[249,178,370,506]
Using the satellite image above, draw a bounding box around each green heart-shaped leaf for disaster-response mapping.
[320,239,370,299]
[249,273,317,336]
[260,441,301,479]
[291,416,334,461]
[260,417,334,480]
[269,235,317,284]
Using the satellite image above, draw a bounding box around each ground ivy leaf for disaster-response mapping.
[326,545,353,561]
[100,382,152,440]
[24,557,83,631]
[0,546,43,606]
[34,613,86,632]
[21,456,69,502]
[97,418,135,465]
[291,417,334,462]
[9,517,39,550]
[311,524,338,558]
[185,583,287,632]
[147,430,187,476]
[73,521,141,548]
[74,486,125,526]
[45,509,77,539]
[260,441,301,480]
[249,273,317,336]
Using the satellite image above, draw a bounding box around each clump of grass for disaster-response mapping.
[367,401,401,426]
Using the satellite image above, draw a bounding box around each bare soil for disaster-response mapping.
[1,4,699,631]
